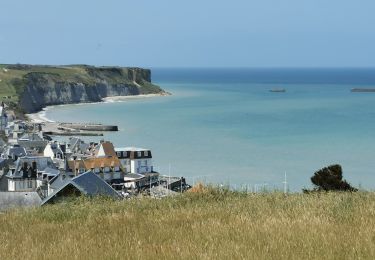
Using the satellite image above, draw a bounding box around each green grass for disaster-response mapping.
[0,189,374,259]
[0,67,24,101]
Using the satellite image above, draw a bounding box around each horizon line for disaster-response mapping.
[2,63,375,70]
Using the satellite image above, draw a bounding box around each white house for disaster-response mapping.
[44,142,65,160]
[115,147,153,174]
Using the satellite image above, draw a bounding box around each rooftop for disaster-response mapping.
[115,147,150,152]
[41,171,121,205]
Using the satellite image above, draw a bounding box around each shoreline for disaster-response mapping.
[26,93,170,124]
[102,93,170,103]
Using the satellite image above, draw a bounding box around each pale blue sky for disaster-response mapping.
[1,0,374,67]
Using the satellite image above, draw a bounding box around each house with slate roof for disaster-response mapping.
[44,142,65,160]
[66,137,89,154]
[41,171,121,205]
[43,141,67,169]
[17,133,48,153]
[4,144,27,160]
[6,156,58,192]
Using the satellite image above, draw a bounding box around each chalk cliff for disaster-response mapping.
[2,65,165,113]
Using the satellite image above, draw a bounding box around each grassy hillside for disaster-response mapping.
[0,189,374,259]
[0,65,85,101]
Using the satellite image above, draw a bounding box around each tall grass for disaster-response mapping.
[1,189,375,259]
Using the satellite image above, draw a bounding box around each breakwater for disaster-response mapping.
[60,123,118,131]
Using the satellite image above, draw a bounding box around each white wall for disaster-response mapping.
[130,159,153,174]
[8,179,37,192]
[119,159,130,173]
[44,144,55,159]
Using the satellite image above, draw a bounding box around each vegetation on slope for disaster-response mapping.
[0,189,375,259]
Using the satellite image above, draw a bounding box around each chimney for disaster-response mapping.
[32,161,37,171]
[22,162,28,178]
[31,161,37,178]
[60,144,66,154]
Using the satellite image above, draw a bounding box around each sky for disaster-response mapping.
[1,0,375,68]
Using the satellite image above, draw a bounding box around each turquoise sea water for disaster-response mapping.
[45,69,375,191]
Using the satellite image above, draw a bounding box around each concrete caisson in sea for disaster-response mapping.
[269,88,286,93]
[351,88,375,92]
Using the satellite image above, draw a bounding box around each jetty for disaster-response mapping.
[33,121,118,136]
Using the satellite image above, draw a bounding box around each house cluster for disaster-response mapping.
[0,105,189,207]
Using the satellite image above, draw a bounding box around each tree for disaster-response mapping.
[304,164,357,192]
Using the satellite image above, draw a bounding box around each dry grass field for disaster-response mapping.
[0,188,374,259]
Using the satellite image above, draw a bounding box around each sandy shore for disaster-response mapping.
[26,93,170,124]
[26,109,54,123]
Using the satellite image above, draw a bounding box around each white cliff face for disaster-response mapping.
[19,67,163,113]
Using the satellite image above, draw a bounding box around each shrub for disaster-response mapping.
[304,164,357,192]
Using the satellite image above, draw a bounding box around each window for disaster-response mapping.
[144,151,148,156]
[28,180,32,188]
[137,151,141,157]
[145,160,148,166]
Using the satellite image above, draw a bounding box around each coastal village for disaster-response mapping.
[0,103,190,211]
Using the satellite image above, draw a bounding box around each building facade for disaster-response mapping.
[115,147,153,174]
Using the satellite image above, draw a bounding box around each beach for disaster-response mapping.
[26,93,169,124]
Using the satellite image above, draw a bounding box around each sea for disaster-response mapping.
[43,68,375,191]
